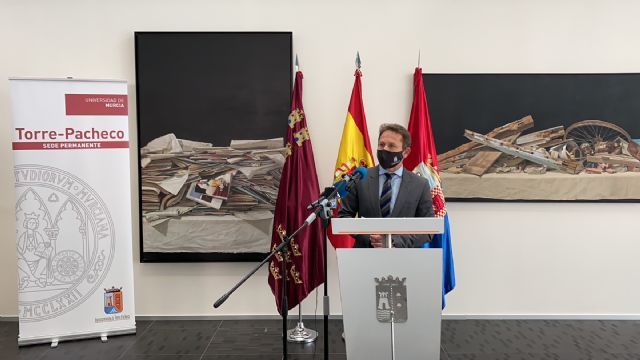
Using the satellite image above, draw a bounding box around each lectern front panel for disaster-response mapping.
[337,248,442,360]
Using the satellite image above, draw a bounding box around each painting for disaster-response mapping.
[424,73,640,201]
[135,32,292,261]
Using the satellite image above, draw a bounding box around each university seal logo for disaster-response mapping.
[14,164,115,322]
[375,276,408,323]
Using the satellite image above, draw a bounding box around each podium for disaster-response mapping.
[333,217,444,360]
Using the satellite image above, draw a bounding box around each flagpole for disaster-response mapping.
[287,306,318,343]
[281,245,289,358]
[337,51,365,349]
[286,54,319,344]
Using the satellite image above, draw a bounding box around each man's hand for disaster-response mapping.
[370,234,385,248]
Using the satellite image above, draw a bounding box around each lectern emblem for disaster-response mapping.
[375,276,408,323]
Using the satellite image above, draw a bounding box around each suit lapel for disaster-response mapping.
[368,165,381,217]
[391,168,411,217]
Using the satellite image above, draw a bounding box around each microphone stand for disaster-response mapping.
[313,175,360,360]
[213,184,341,360]
[313,191,335,360]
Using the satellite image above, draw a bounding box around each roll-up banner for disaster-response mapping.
[9,78,136,346]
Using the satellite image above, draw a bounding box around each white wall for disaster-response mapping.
[1,0,639,318]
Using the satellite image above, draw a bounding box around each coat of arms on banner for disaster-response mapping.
[375,276,408,323]
[104,286,123,314]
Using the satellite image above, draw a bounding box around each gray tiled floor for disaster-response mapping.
[1,319,639,359]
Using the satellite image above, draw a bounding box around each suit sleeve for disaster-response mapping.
[391,181,434,248]
[338,183,371,248]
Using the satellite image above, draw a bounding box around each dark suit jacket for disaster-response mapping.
[338,165,435,248]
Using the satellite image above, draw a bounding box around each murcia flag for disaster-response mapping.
[268,71,325,312]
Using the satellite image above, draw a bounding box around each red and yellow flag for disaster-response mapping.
[328,69,375,248]
[268,71,325,312]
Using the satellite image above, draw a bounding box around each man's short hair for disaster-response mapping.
[378,123,412,150]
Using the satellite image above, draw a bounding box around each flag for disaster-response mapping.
[404,67,456,308]
[268,71,325,312]
[328,69,375,248]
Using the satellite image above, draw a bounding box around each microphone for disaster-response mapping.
[306,166,368,210]
[306,187,335,210]
[334,166,367,198]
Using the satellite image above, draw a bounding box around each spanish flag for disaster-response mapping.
[328,69,375,248]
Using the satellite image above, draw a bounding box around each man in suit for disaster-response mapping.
[339,123,435,248]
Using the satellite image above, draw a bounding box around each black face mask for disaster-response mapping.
[377,149,404,170]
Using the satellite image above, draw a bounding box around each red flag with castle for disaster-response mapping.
[404,67,456,307]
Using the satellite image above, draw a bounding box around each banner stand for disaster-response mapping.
[10,78,136,346]
[20,327,137,347]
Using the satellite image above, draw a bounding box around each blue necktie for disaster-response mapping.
[380,173,392,217]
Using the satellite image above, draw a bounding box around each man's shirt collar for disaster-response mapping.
[379,166,403,177]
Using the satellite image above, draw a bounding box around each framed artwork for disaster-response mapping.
[135,32,292,261]
[424,73,640,201]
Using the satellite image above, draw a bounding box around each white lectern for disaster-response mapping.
[333,217,444,360]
